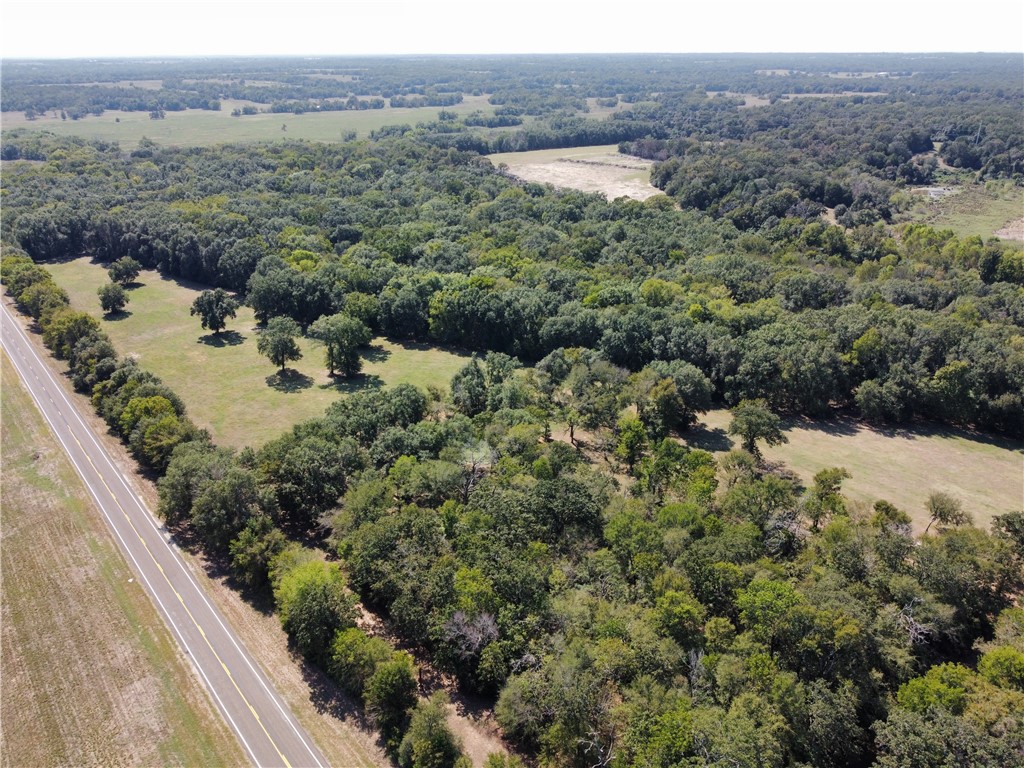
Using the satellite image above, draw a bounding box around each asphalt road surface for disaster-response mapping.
[2,301,329,768]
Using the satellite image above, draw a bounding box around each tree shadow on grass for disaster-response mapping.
[299,657,376,735]
[266,369,314,392]
[198,330,245,347]
[361,343,392,364]
[104,309,133,321]
[319,372,384,394]
[780,413,861,438]
[684,424,734,453]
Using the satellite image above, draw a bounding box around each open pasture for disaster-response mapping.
[46,258,470,449]
[692,409,1023,533]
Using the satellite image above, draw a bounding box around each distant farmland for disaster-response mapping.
[1,94,497,148]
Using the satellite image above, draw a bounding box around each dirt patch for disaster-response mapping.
[995,216,1024,241]
[491,145,660,201]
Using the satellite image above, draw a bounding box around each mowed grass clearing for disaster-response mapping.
[692,409,1023,533]
[2,94,496,148]
[46,258,471,449]
[0,351,245,767]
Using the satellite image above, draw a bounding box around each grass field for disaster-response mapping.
[907,180,1024,240]
[46,258,471,448]
[0,351,245,767]
[2,94,497,148]
[489,144,659,200]
[691,409,1023,533]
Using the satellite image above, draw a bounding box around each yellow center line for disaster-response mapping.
[68,431,293,768]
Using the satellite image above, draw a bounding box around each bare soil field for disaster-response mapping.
[690,409,1022,534]
[995,217,1024,241]
[0,350,244,767]
[490,144,661,201]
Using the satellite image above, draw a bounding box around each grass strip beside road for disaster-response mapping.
[0,350,246,767]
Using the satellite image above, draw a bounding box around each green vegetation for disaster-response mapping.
[45,258,470,448]
[0,353,244,767]
[3,53,1023,768]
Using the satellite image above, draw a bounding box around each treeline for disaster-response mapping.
[6,53,1020,129]
[1,83,220,120]
[3,132,1021,438]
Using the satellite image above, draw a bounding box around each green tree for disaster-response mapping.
[398,691,465,768]
[615,415,648,474]
[190,288,240,335]
[329,627,394,697]
[365,652,419,753]
[96,282,127,314]
[273,559,358,663]
[257,316,302,371]
[229,514,287,590]
[307,312,371,376]
[924,491,971,534]
[804,466,851,530]
[42,307,100,359]
[107,256,141,286]
[727,399,787,459]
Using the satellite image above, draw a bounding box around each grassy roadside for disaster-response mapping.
[47,257,470,449]
[0,350,246,767]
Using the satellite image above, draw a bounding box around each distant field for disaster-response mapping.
[2,94,496,148]
[907,180,1024,240]
[0,350,244,767]
[47,258,471,449]
[489,144,660,201]
[691,409,1023,533]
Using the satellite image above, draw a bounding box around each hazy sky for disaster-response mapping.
[2,0,1022,58]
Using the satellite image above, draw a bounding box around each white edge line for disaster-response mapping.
[1,305,326,767]
[1,328,262,767]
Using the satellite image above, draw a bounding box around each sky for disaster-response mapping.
[2,0,1022,58]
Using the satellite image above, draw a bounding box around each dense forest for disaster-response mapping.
[2,53,1023,768]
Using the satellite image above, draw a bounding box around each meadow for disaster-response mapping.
[693,409,1023,534]
[2,95,497,148]
[47,258,471,449]
[907,179,1024,241]
[0,351,244,767]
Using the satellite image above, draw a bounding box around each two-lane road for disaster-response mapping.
[2,301,329,768]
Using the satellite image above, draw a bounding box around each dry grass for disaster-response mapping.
[689,409,1023,533]
[46,258,471,449]
[0,351,245,767]
[489,144,660,201]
